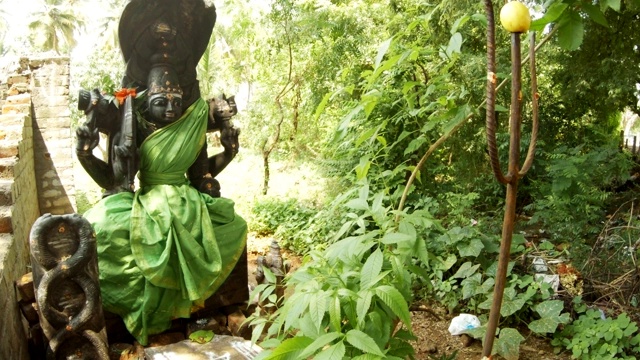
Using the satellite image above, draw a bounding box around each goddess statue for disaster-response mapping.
[75,0,247,345]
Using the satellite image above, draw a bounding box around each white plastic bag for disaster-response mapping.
[448,313,481,336]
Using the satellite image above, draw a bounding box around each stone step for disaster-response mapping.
[0,206,12,234]
[0,233,12,272]
[0,157,15,179]
[0,179,12,206]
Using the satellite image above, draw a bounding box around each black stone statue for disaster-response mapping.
[76,0,240,197]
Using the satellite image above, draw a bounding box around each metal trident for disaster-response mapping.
[482,0,539,357]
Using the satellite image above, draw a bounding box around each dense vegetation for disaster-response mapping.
[2,0,639,358]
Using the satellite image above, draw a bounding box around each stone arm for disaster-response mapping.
[209,126,239,178]
[75,89,128,196]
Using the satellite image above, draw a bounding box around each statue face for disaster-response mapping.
[148,92,183,126]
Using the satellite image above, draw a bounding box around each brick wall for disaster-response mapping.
[0,108,39,359]
[29,56,76,215]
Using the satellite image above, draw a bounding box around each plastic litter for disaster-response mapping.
[448,313,481,336]
[535,273,560,293]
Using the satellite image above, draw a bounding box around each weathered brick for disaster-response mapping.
[0,206,13,233]
[5,94,31,104]
[2,103,31,115]
[0,179,12,206]
[7,75,29,85]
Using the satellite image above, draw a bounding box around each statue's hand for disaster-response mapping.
[76,125,99,155]
[220,127,240,156]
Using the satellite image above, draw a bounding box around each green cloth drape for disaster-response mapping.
[84,98,247,345]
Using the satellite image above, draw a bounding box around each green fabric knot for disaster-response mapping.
[139,170,188,186]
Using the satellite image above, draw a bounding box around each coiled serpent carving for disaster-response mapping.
[30,213,109,360]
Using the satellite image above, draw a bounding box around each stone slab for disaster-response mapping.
[144,335,262,360]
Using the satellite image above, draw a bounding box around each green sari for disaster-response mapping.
[84,99,247,345]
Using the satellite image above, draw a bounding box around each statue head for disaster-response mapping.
[146,59,183,127]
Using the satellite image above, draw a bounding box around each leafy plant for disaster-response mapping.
[248,182,447,359]
[552,299,640,359]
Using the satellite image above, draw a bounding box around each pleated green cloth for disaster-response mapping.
[84,98,247,345]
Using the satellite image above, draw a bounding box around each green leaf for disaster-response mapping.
[442,104,472,134]
[494,328,525,360]
[530,2,568,31]
[265,336,314,360]
[361,249,383,290]
[445,32,462,57]
[581,3,608,27]
[381,232,414,245]
[313,342,346,360]
[601,0,621,12]
[329,295,342,332]
[351,354,384,360]
[357,290,373,327]
[189,330,214,344]
[457,238,484,258]
[345,329,385,356]
[452,262,480,279]
[346,198,369,211]
[297,333,342,359]
[374,286,411,327]
[557,10,584,51]
[309,291,328,331]
[374,37,393,69]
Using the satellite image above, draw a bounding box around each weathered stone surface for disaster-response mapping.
[8,83,29,95]
[227,310,252,340]
[15,272,34,301]
[18,299,39,325]
[6,94,31,104]
[0,179,12,206]
[7,75,29,85]
[2,103,31,115]
[147,332,186,348]
[144,335,262,360]
[0,206,12,233]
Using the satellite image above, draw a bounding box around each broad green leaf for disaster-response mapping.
[451,15,470,35]
[452,262,480,279]
[374,285,411,327]
[446,32,462,57]
[374,37,393,69]
[381,232,414,245]
[439,254,457,271]
[345,329,385,356]
[265,336,314,360]
[530,2,568,31]
[356,290,373,327]
[313,92,331,122]
[351,354,383,360]
[461,273,482,300]
[557,10,584,51]
[500,296,527,317]
[313,342,346,360]
[346,198,369,211]
[601,0,621,12]
[329,295,342,331]
[297,333,342,359]
[189,330,214,344]
[581,3,608,27]
[494,328,525,360]
[361,249,383,290]
[457,238,484,258]
[309,291,328,331]
[404,136,427,155]
[442,104,472,134]
[402,81,422,95]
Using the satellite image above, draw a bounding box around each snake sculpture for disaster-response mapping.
[29,213,109,360]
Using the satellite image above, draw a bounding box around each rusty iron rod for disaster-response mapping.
[482,31,524,358]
